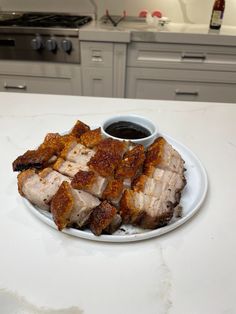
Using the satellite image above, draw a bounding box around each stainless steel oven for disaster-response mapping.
[0,12,92,63]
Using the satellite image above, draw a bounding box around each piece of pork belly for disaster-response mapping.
[88,138,127,177]
[133,172,186,205]
[71,170,108,198]
[115,144,145,180]
[60,141,95,164]
[17,168,71,210]
[70,120,90,138]
[80,128,103,148]
[120,190,174,229]
[102,178,124,205]
[145,137,185,175]
[89,201,120,236]
[53,157,89,177]
[13,147,56,172]
[51,181,100,231]
[39,133,78,154]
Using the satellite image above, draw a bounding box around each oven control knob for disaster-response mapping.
[31,37,43,50]
[61,39,72,53]
[46,38,57,52]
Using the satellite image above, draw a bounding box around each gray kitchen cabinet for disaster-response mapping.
[126,42,236,103]
[81,41,127,97]
[0,61,82,95]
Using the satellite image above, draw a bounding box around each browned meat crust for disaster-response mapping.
[97,138,127,156]
[60,141,78,160]
[80,128,103,148]
[70,120,90,138]
[102,178,124,202]
[104,214,122,234]
[39,133,65,154]
[12,147,55,172]
[88,149,121,177]
[144,137,185,175]
[50,181,74,231]
[132,175,147,192]
[89,201,117,236]
[115,145,145,179]
[52,157,65,172]
[144,137,166,169]
[71,170,96,190]
[88,138,126,177]
[119,190,144,225]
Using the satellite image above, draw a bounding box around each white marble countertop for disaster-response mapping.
[0,92,236,314]
[80,18,236,45]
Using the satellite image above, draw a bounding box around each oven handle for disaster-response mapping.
[4,83,27,90]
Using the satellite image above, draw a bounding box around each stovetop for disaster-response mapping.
[0,12,92,29]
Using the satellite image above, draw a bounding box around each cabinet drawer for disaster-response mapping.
[0,61,82,95]
[81,42,113,67]
[126,68,236,103]
[127,42,236,71]
[0,75,81,95]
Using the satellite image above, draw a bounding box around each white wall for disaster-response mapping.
[0,0,235,26]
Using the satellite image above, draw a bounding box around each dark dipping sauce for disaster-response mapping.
[105,121,151,140]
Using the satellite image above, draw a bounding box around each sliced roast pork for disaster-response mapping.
[53,158,89,177]
[50,181,100,230]
[120,190,174,229]
[89,201,121,236]
[144,137,185,175]
[120,136,186,229]
[17,168,71,210]
[71,170,108,198]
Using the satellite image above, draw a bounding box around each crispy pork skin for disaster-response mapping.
[87,138,127,177]
[89,201,118,236]
[102,178,124,204]
[71,170,108,198]
[70,120,90,138]
[115,144,145,180]
[51,181,100,231]
[104,214,122,234]
[17,168,71,210]
[119,136,186,229]
[13,147,55,172]
[80,128,103,148]
[145,137,185,175]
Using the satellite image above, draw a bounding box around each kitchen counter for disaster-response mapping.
[1,92,236,314]
[80,18,236,46]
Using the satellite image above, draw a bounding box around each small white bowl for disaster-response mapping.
[101,114,158,147]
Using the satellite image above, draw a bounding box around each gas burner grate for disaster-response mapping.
[0,13,92,28]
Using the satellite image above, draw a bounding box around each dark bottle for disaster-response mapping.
[210,0,225,30]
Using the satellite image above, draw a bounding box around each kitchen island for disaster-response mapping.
[0,92,235,314]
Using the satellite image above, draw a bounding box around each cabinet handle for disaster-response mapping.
[4,83,27,90]
[181,53,206,61]
[175,89,199,96]
[92,56,103,62]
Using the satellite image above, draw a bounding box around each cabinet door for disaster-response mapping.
[126,68,236,103]
[0,61,82,95]
[82,67,113,97]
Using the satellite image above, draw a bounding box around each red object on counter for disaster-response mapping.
[152,11,162,18]
[139,10,148,18]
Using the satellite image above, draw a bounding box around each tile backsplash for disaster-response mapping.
[0,0,235,26]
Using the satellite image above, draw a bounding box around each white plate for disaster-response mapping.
[23,133,208,243]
